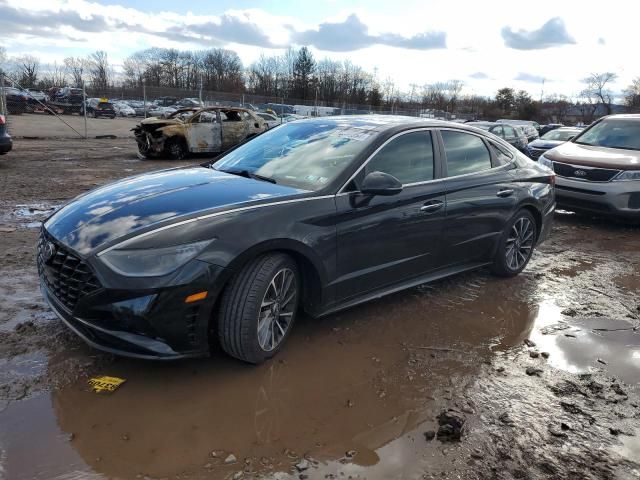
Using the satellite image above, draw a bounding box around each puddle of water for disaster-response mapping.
[0,264,638,478]
[0,203,59,229]
[0,272,540,479]
[0,395,102,480]
[527,302,640,383]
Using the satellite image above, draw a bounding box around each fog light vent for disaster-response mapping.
[628,193,640,209]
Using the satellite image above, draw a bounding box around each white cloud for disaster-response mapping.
[2,0,639,99]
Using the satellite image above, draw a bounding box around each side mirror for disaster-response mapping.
[360,171,403,196]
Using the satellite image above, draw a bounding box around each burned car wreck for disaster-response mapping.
[133,107,267,159]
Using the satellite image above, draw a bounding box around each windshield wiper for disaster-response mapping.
[219,168,277,184]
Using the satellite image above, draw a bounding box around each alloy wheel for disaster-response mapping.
[257,268,297,352]
[505,217,535,270]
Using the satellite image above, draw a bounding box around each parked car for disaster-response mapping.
[39,116,555,362]
[256,112,280,129]
[539,123,564,136]
[3,87,28,114]
[155,96,179,107]
[22,88,49,110]
[527,127,582,160]
[0,114,12,154]
[539,114,640,219]
[467,122,529,154]
[128,101,159,117]
[499,120,540,141]
[81,98,116,118]
[113,102,136,117]
[178,98,204,108]
[134,107,266,159]
[50,87,84,114]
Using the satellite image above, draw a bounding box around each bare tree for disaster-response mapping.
[64,57,88,87]
[41,62,67,89]
[581,72,617,115]
[88,50,111,94]
[624,77,640,109]
[15,55,40,88]
[446,80,464,112]
[0,47,7,76]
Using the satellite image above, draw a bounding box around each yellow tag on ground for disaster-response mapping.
[88,376,126,393]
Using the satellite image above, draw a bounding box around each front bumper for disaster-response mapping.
[42,285,200,360]
[0,135,12,154]
[38,232,227,359]
[555,177,640,219]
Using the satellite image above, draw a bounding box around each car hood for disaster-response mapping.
[139,117,182,127]
[529,139,563,149]
[544,142,640,170]
[45,167,308,255]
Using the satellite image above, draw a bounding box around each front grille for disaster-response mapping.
[37,231,102,311]
[553,161,621,182]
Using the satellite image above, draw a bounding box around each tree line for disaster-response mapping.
[1,45,639,122]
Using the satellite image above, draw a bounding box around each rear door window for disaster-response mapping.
[364,131,434,185]
[441,130,492,177]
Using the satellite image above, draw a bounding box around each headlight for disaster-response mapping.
[538,154,554,170]
[100,240,211,277]
[612,170,640,182]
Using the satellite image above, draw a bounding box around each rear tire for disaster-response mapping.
[490,209,537,277]
[218,253,300,364]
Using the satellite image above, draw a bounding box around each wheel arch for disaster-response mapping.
[516,202,543,241]
[213,239,328,319]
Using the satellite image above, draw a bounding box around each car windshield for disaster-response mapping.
[542,129,578,141]
[574,119,640,151]
[213,120,377,191]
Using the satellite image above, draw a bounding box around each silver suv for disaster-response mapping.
[539,114,640,219]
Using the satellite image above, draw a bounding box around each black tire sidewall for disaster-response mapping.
[493,210,537,277]
[219,253,300,364]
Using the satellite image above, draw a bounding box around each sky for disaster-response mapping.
[2,0,638,99]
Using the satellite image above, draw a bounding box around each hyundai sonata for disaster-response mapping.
[38,116,555,363]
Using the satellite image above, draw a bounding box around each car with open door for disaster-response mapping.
[39,116,555,363]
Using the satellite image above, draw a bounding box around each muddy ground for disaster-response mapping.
[0,138,639,480]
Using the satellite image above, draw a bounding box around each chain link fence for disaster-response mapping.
[0,75,475,140]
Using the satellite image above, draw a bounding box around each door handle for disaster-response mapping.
[496,189,514,198]
[420,201,444,213]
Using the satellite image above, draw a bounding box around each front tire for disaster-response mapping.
[218,253,300,364]
[165,138,188,160]
[491,210,537,277]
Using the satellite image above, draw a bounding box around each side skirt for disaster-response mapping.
[315,261,491,318]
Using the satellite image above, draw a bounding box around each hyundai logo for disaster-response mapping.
[43,241,57,263]
[574,170,588,177]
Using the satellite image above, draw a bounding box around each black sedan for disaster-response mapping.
[3,87,28,114]
[38,116,555,363]
[81,98,116,118]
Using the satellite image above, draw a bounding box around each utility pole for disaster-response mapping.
[199,72,203,105]
[82,81,87,139]
[314,84,318,117]
[143,82,147,119]
[540,78,545,103]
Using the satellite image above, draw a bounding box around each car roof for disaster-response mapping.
[601,114,640,120]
